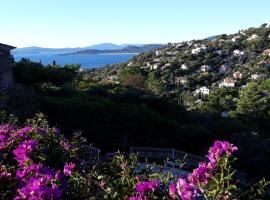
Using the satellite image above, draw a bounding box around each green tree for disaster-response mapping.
[145,72,165,94]
[235,83,269,119]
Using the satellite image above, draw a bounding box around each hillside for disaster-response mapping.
[86,24,270,127]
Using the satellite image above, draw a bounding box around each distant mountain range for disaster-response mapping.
[12,43,163,55]
[64,44,164,55]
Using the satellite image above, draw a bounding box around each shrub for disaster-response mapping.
[0,114,269,199]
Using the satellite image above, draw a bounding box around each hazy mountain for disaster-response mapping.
[11,46,82,55]
[64,44,163,55]
[11,43,158,55]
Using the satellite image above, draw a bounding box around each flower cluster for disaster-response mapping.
[207,141,238,164]
[0,124,76,199]
[169,140,238,200]
[15,163,66,200]
[13,139,38,167]
[129,180,160,200]
[64,163,76,176]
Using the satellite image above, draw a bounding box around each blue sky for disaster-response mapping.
[1,0,270,48]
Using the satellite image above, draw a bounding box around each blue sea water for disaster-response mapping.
[12,53,137,69]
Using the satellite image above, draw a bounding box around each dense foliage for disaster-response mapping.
[0,115,269,199]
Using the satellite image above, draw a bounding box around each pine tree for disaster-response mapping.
[235,83,269,119]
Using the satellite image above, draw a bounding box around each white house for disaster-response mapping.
[107,75,118,81]
[195,87,210,95]
[199,87,210,95]
[219,78,236,88]
[231,36,241,42]
[240,31,246,36]
[191,45,207,54]
[200,65,211,72]
[127,62,134,67]
[251,73,267,80]
[216,50,224,55]
[175,76,187,84]
[156,50,163,56]
[262,49,270,57]
[187,41,194,46]
[233,49,245,56]
[150,64,159,70]
[181,64,188,70]
[247,34,259,41]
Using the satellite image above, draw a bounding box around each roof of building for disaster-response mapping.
[0,43,16,52]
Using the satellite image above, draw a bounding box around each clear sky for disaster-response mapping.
[1,0,270,48]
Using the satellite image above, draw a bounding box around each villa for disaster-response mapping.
[181,64,188,70]
[175,76,187,84]
[233,71,243,79]
[200,65,211,72]
[0,43,16,90]
[219,78,236,88]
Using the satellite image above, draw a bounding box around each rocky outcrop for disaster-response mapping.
[0,43,16,90]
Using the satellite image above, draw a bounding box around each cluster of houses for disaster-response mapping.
[102,25,270,104]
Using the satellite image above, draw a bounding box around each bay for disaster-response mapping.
[12,53,137,69]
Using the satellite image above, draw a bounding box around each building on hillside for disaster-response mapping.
[231,36,241,42]
[251,73,267,80]
[233,49,245,56]
[150,63,160,70]
[200,65,211,72]
[219,78,236,88]
[127,61,134,67]
[247,34,259,41]
[175,76,187,84]
[191,46,207,54]
[262,49,270,57]
[181,64,188,70]
[161,63,172,70]
[107,75,118,81]
[0,43,16,90]
[199,87,210,95]
[195,87,210,96]
[233,71,243,79]
[155,50,163,56]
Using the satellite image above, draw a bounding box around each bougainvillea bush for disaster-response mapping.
[0,114,269,199]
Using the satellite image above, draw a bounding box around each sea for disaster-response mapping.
[12,53,137,69]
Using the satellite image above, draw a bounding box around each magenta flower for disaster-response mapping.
[63,163,75,176]
[169,183,178,199]
[207,141,238,164]
[128,196,143,200]
[172,140,238,200]
[13,139,38,167]
[135,180,159,196]
[13,126,32,138]
[15,163,65,200]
